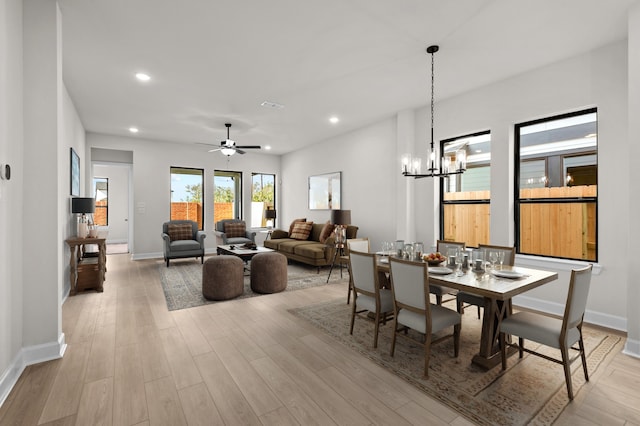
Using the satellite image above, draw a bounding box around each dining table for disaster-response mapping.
[376,256,558,369]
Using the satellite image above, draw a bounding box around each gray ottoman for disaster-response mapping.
[250,252,288,294]
[202,255,244,300]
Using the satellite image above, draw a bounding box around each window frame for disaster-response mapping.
[214,170,243,224]
[439,130,491,247]
[514,107,598,262]
[251,172,276,228]
[170,166,205,230]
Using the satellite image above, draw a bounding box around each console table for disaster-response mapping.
[65,237,107,295]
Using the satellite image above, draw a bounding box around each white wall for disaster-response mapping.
[0,0,25,405]
[281,40,633,341]
[86,133,281,258]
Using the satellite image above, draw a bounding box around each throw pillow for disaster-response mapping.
[290,221,314,240]
[319,221,334,243]
[167,223,193,241]
[224,222,246,238]
[288,218,306,235]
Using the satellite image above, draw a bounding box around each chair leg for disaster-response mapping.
[423,333,432,378]
[579,337,589,382]
[349,301,357,335]
[390,318,398,357]
[436,294,443,305]
[346,279,352,305]
[201,256,204,264]
[166,258,170,267]
[456,297,464,314]
[560,344,574,400]
[373,312,380,348]
[518,337,524,358]
[476,306,481,319]
[453,323,461,357]
[500,332,507,370]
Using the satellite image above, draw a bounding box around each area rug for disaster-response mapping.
[158,260,343,311]
[289,299,622,426]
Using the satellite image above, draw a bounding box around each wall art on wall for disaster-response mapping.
[309,171,341,210]
[70,147,80,196]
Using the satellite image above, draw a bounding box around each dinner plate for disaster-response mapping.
[429,266,453,275]
[490,269,525,279]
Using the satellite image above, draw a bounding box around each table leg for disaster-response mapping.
[472,297,516,369]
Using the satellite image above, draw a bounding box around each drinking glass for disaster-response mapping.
[404,243,414,260]
[414,242,424,261]
[497,251,505,270]
[447,248,459,269]
[455,250,465,276]
[489,250,499,270]
[395,240,404,257]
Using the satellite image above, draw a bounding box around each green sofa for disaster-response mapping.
[264,222,358,270]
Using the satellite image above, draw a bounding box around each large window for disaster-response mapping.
[441,131,491,247]
[93,177,108,226]
[170,167,204,229]
[214,170,242,225]
[515,108,597,261]
[251,173,275,228]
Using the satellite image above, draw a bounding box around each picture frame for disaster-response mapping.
[70,147,80,196]
[308,171,341,210]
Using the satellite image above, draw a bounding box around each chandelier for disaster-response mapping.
[402,45,466,179]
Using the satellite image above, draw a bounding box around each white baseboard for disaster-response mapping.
[0,333,66,408]
[623,338,640,358]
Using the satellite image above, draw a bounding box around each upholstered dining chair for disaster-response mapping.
[348,249,394,348]
[389,257,461,378]
[457,244,516,318]
[499,264,593,400]
[431,240,466,305]
[344,238,370,304]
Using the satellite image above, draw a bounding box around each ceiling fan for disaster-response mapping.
[208,123,261,156]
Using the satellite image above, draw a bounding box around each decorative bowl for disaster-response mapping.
[423,253,446,266]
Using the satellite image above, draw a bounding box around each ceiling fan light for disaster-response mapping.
[221,147,236,156]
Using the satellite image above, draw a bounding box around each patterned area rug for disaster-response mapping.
[289,299,622,426]
[158,259,342,311]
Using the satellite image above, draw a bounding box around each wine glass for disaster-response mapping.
[489,250,499,270]
[497,251,505,270]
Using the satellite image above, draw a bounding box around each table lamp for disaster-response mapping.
[331,209,351,245]
[72,197,95,238]
[265,209,276,229]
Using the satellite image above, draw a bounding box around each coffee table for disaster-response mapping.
[216,244,274,263]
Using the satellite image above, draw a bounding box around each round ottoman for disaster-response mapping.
[250,252,288,294]
[202,255,244,300]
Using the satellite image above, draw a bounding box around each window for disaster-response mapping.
[214,170,242,225]
[515,108,597,261]
[251,173,275,228]
[440,131,491,247]
[170,167,204,229]
[93,177,108,226]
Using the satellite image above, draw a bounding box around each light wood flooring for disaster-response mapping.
[1,254,639,425]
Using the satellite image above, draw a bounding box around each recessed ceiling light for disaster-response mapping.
[129,127,139,133]
[260,101,284,109]
[329,116,339,124]
[265,145,272,150]
[135,72,151,81]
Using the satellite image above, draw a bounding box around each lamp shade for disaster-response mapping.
[265,209,277,219]
[71,197,95,214]
[331,209,351,225]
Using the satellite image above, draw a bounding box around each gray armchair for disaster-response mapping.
[214,219,256,246]
[161,220,206,267]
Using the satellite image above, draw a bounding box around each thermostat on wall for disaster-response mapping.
[0,164,10,180]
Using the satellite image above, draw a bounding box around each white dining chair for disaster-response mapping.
[389,256,461,378]
[457,244,516,319]
[498,264,593,400]
[348,249,394,348]
[431,240,465,305]
[344,238,370,304]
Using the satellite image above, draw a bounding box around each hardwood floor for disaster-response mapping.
[1,254,639,425]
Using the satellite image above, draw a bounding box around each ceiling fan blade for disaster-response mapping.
[208,147,223,152]
[235,148,246,155]
[235,145,261,149]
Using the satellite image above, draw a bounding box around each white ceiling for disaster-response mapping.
[58,0,637,155]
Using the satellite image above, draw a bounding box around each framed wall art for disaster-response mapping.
[308,171,341,210]
[70,147,80,196]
